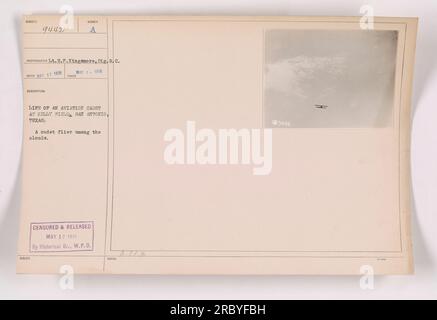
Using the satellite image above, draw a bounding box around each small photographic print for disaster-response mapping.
[263,30,398,128]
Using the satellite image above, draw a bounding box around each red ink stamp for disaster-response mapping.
[30,221,94,252]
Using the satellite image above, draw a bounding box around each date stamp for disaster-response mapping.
[30,221,94,252]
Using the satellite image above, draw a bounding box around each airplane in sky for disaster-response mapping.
[314,104,328,109]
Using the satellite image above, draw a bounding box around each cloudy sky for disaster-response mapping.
[264,30,398,128]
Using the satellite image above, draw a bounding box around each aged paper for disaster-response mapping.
[17,16,417,274]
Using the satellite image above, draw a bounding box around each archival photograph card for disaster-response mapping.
[17,16,417,274]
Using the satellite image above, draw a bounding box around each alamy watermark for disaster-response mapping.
[360,5,375,30]
[359,264,375,290]
[59,5,74,30]
[59,264,74,290]
[163,121,273,175]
